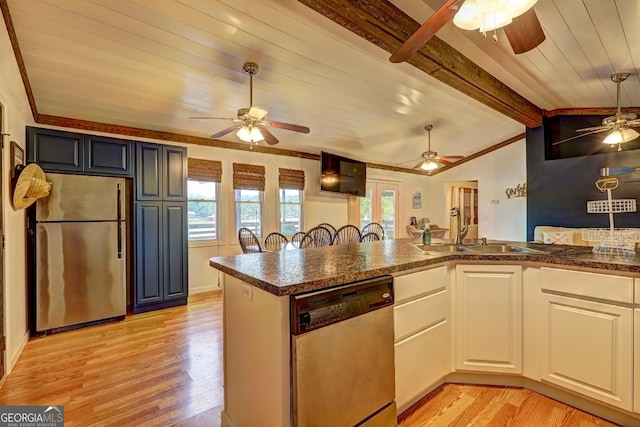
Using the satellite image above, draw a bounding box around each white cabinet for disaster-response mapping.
[635,308,640,414]
[455,264,522,374]
[540,293,633,411]
[393,266,450,411]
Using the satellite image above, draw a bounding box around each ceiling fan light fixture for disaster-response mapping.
[237,125,264,143]
[453,0,537,32]
[421,159,440,171]
[603,127,640,145]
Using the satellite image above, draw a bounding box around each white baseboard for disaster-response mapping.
[6,329,29,375]
[190,283,221,294]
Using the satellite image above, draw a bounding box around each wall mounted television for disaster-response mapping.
[320,151,367,197]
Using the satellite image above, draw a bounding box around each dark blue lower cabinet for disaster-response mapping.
[134,201,188,312]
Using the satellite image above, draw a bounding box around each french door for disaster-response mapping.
[359,181,399,239]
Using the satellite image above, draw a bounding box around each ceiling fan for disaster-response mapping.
[404,125,464,172]
[189,62,310,147]
[552,73,640,149]
[389,0,546,63]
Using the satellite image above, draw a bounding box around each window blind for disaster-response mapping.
[233,163,265,191]
[278,168,305,191]
[188,158,222,183]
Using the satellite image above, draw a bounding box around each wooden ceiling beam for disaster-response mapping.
[297,0,543,128]
[545,107,640,116]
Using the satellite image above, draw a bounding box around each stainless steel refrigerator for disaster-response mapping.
[35,173,128,332]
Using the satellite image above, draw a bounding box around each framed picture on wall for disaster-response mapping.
[10,141,24,179]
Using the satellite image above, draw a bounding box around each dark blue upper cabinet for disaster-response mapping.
[164,145,187,201]
[84,135,132,176]
[136,142,186,201]
[136,143,163,200]
[27,127,83,172]
[26,127,133,176]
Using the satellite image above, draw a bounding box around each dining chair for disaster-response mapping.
[238,227,263,253]
[360,232,381,242]
[316,223,337,236]
[305,226,334,247]
[264,232,289,251]
[291,231,307,245]
[332,224,362,245]
[361,222,385,240]
[297,232,315,249]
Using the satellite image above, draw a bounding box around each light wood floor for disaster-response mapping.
[0,291,224,426]
[398,383,620,427]
[0,290,622,426]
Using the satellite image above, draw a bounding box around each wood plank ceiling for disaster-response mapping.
[3,0,639,173]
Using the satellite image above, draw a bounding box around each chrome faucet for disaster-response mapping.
[449,207,469,244]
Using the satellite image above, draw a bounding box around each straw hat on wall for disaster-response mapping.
[12,163,51,210]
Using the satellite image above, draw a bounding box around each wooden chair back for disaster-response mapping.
[333,224,362,245]
[361,222,385,240]
[264,232,289,251]
[238,227,263,253]
[360,232,381,242]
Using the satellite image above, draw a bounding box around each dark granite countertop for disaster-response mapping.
[209,239,640,296]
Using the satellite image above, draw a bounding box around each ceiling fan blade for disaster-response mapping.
[413,160,426,169]
[258,126,279,145]
[211,124,242,139]
[551,128,609,146]
[189,116,235,120]
[248,106,268,120]
[437,158,454,167]
[389,0,461,63]
[503,8,546,54]
[575,125,608,132]
[264,120,311,134]
[625,120,640,126]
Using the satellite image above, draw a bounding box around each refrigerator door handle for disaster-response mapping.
[117,184,123,259]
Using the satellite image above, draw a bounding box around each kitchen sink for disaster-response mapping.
[414,244,467,252]
[463,244,546,254]
[414,243,547,255]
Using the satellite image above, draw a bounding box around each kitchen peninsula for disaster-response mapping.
[210,239,640,427]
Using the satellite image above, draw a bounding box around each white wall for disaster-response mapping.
[424,139,527,241]
[1,22,36,373]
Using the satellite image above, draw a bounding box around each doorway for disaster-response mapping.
[358,181,399,239]
[446,181,478,240]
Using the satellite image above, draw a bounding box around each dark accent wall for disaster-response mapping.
[526,126,640,241]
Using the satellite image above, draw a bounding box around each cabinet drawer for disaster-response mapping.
[395,321,450,411]
[540,267,632,303]
[393,266,447,303]
[394,289,447,341]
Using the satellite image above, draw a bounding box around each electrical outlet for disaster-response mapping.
[241,283,253,301]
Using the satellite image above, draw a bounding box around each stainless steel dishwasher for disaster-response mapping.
[291,275,396,427]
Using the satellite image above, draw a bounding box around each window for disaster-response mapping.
[188,180,219,241]
[187,158,222,242]
[278,168,305,236]
[235,189,263,236]
[280,189,302,235]
[233,163,265,237]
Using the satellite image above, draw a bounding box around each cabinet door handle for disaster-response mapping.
[117,183,123,259]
